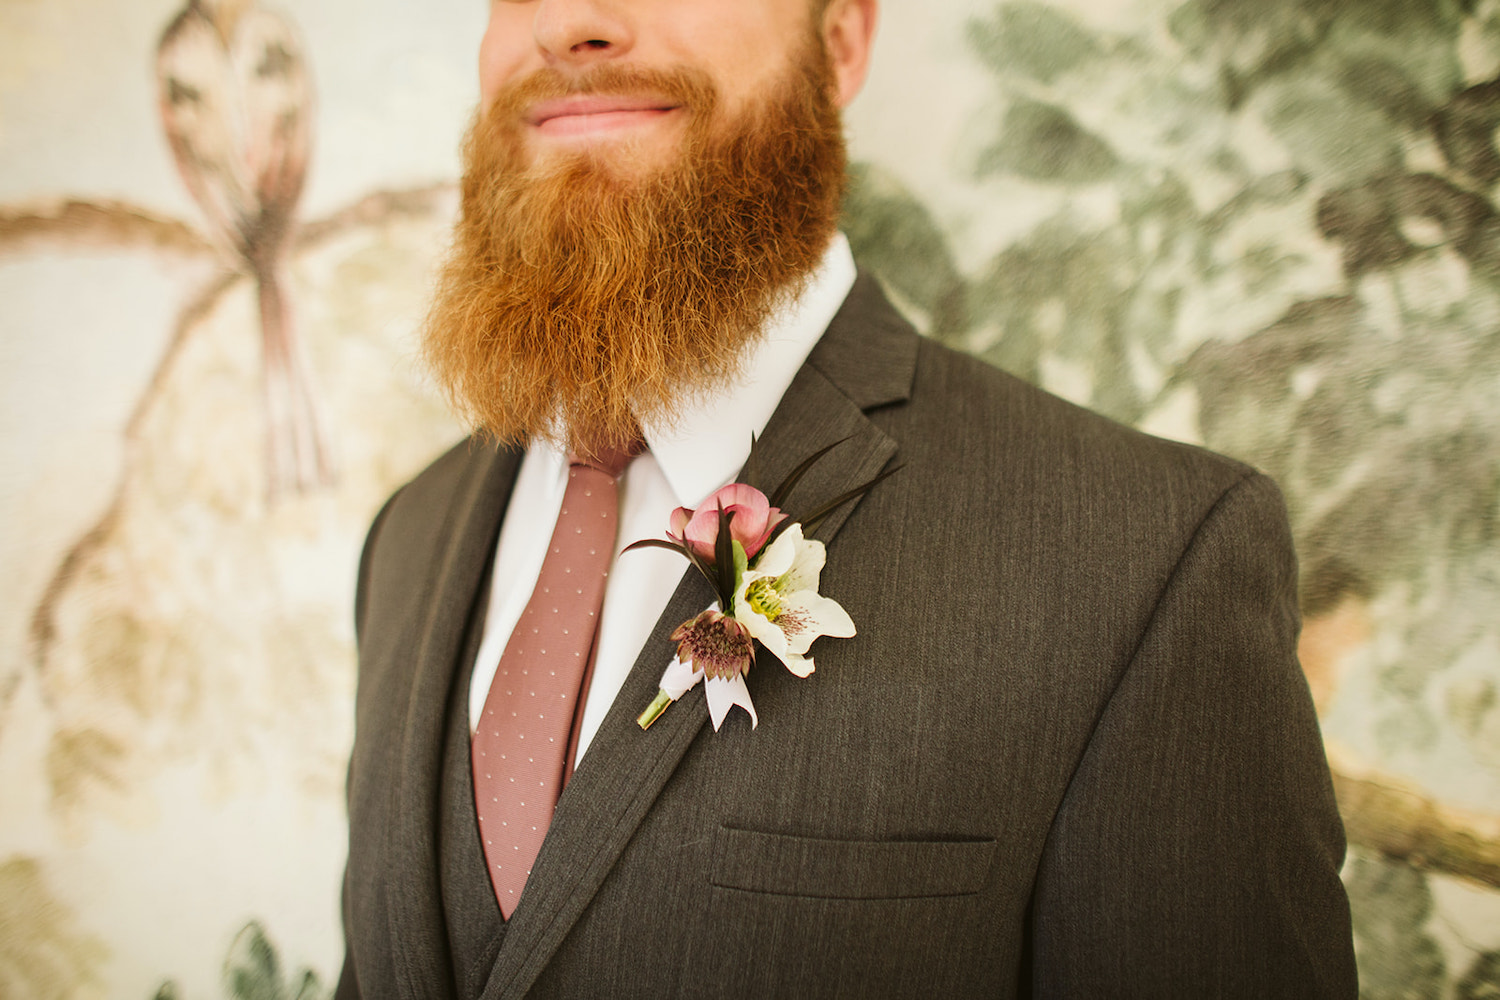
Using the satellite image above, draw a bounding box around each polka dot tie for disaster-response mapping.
[473,442,638,919]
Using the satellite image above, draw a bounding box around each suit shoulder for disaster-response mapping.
[905,334,1257,501]
[360,436,512,587]
[387,435,496,514]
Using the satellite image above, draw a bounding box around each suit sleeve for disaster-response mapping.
[337,487,402,1000]
[334,885,361,1000]
[353,485,402,646]
[1028,472,1358,998]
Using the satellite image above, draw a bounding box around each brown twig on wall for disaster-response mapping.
[1331,753,1500,889]
[13,180,453,702]
[0,199,215,258]
[294,182,454,249]
[26,270,240,669]
[0,183,455,259]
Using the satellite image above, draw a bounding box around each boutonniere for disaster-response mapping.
[628,440,898,732]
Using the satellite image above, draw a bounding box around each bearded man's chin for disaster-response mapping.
[524,122,694,184]
[420,49,847,454]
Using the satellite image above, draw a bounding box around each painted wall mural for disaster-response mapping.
[155,0,329,496]
[1,0,1497,996]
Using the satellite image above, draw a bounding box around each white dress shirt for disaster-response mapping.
[469,234,858,761]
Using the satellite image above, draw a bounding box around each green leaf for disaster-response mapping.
[623,538,721,605]
[843,162,970,336]
[223,922,281,1000]
[744,433,761,491]
[1345,854,1447,997]
[730,540,749,612]
[290,971,325,1000]
[1456,950,1500,1000]
[965,2,1102,84]
[1261,76,1403,184]
[977,99,1118,184]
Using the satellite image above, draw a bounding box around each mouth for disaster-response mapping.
[526,94,684,138]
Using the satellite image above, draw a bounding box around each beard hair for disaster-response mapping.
[421,40,847,456]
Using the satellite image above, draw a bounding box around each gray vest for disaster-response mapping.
[438,582,507,998]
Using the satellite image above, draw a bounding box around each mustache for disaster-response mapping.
[486,64,720,125]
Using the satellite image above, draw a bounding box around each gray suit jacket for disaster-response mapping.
[340,274,1357,998]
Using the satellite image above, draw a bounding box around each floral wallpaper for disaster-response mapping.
[1,0,1496,996]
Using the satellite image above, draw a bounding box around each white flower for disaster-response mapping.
[649,649,760,732]
[637,523,859,735]
[731,523,855,678]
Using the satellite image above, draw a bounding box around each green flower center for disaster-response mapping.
[746,578,784,621]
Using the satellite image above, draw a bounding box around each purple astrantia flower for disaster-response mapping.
[671,609,754,682]
[663,609,759,731]
[633,438,899,733]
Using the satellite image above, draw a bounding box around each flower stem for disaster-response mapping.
[637,689,674,730]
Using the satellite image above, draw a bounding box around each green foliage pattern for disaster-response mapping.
[843,1,1500,993]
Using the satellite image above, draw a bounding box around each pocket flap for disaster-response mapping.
[711,827,995,899]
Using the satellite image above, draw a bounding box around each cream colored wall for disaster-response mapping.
[1,2,479,995]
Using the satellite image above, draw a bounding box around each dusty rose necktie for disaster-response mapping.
[472,443,636,919]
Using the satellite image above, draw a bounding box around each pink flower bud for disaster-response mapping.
[668,483,788,561]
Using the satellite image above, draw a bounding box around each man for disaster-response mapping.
[340,0,1358,996]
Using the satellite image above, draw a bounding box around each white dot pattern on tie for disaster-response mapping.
[471,443,636,920]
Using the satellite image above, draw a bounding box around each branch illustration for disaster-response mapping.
[0,184,453,259]
[1329,746,1500,889]
[0,199,214,258]
[13,181,453,715]
[26,270,238,666]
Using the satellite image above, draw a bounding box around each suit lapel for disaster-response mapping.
[386,440,522,1000]
[480,273,918,1000]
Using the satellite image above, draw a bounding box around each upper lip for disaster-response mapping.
[526,94,680,126]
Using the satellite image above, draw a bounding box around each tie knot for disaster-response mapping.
[569,437,644,478]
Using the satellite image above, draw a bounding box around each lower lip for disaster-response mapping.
[534,107,680,138]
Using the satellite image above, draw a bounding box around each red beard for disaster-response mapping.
[422,44,846,455]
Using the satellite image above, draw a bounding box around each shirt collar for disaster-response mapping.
[644,232,857,508]
[525,234,857,507]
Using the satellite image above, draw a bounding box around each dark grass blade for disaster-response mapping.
[769,437,850,510]
[623,537,719,598]
[622,538,690,557]
[745,433,761,492]
[714,506,737,608]
[798,463,905,538]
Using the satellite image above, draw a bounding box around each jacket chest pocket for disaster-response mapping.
[684,827,1008,998]
[711,826,996,899]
